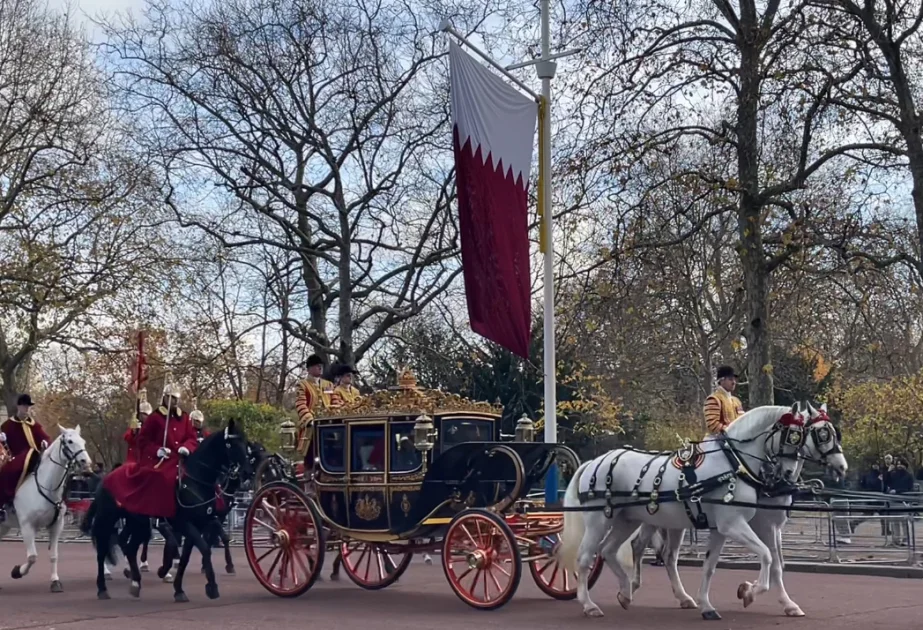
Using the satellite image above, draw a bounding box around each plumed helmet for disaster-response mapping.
[189,396,204,425]
[162,382,182,401]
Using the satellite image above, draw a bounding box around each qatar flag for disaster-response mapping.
[449,41,537,358]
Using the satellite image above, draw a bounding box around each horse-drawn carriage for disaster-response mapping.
[242,369,603,609]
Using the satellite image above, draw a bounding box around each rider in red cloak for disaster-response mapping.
[0,394,52,520]
[124,389,153,465]
[103,383,198,519]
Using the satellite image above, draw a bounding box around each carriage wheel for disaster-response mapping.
[244,481,325,598]
[529,533,604,600]
[442,509,522,610]
[339,541,413,590]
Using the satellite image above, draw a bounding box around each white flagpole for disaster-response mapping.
[537,0,558,504]
[441,14,580,505]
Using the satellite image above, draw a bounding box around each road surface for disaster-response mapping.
[0,542,917,630]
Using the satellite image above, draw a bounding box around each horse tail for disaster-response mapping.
[557,460,592,572]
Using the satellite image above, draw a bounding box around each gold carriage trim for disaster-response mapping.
[320,367,502,418]
[355,494,383,521]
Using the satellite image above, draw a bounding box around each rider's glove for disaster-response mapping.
[178,446,190,457]
[0,432,6,443]
[157,447,172,459]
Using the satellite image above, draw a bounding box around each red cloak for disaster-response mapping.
[0,417,52,505]
[124,428,140,465]
[103,406,198,518]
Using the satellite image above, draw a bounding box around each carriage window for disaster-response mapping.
[352,425,385,473]
[391,422,422,473]
[318,427,345,473]
[442,419,493,450]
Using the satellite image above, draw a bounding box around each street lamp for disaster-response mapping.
[279,420,297,452]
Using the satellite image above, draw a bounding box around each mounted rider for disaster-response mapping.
[124,389,153,465]
[102,382,199,519]
[295,354,335,468]
[704,365,745,435]
[0,394,52,522]
[190,398,209,443]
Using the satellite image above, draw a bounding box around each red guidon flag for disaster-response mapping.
[449,41,537,358]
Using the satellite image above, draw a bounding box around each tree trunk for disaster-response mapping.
[737,28,774,407]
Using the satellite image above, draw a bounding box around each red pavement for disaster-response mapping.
[0,542,917,629]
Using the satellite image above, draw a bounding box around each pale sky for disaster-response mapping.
[50,0,144,31]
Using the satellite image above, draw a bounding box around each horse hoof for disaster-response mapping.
[97,591,111,600]
[140,562,149,572]
[163,574,174,584]
[702,610,722,621]
[785,606,805,617]
[329,573,339,582]
[680,599,697,609]
[157,567,169,579]
[737,582,755,607]
[617,592,631,610]
[226,565,236,575]
[50,580,63,593]
[174,592,189,603]
[129,582,141,598]
[105,573,113,581]
[583,606,605,618]
[10,566,21,579]
[205,583,220,600]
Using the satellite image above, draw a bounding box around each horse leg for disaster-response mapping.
[330,549,342,580]
[12,521,38,579]
[662,529,696,609]
[696,530,727,620]
[719,516,772,603]
[187,523,220,599]
[172,532,196,603]
[628,524,655,592]
[48,508,66,592]
[125,518,146,598]
[575,512,613,617]
[220,524,235,574]
[598,518,642,610]
[743,517,803,616]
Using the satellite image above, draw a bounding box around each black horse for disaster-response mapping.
[81,422,252,602]
[156,440,267,577]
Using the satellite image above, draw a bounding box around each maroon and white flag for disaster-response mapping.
[449,41,537,358]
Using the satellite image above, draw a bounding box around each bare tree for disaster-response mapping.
[99,0,509,366]
[567,0,901,404]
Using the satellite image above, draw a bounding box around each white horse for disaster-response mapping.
[619,403,848,619]
[0,426,92,591]
[558,404,807,619]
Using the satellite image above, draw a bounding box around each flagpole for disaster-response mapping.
[537,0,558,504]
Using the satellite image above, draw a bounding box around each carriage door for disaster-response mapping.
[348,422,389,531]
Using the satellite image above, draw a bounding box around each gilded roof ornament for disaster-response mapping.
[320,366,501,418]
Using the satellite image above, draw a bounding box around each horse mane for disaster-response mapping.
[723,405,790,441]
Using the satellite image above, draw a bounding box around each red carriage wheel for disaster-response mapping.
[244,481,325,598]
[339,541,413,590]
[529,533,604,600]
[442,509,522,610]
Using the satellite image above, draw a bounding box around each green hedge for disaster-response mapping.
[199,399,294,452]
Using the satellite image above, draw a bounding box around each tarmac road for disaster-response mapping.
[0,542,918,630]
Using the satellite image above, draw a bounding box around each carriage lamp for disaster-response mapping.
[279,420,297,452]
[515,414,535,442]
[414,414,435,452]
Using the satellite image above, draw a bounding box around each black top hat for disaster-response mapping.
[306,354,324,368]
[716,365,738,380]
[16,394,34,407]
[333,364,358,379]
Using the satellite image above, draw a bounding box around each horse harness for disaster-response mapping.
[582,417,806,530]
[33,439,88,530]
